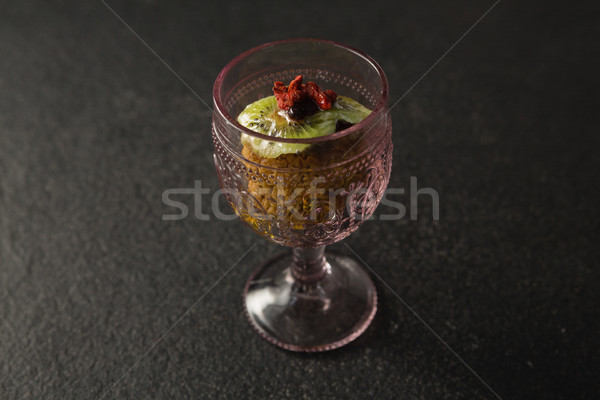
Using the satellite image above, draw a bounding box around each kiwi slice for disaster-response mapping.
[238,95,371,158]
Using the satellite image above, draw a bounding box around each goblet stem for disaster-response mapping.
[243,246,377,351]
[291,246,330,285]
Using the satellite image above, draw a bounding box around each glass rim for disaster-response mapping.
[212,38,389,144]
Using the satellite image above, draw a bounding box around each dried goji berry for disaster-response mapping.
[272,75,337,115]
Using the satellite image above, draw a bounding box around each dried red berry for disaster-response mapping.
[272,75,337,116]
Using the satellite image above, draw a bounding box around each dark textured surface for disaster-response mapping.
[1,1,599,399]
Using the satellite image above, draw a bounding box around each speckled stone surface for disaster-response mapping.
[1,1,599,399]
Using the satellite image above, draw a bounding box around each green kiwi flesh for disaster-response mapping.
[238,95,371,158]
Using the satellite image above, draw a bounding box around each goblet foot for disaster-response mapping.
[244,249,377,352]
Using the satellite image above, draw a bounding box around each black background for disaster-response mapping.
[1,1,599,399]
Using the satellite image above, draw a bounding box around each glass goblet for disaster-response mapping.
[212,39,392,351]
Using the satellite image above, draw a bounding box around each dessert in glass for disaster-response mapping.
[212,39,392,351]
